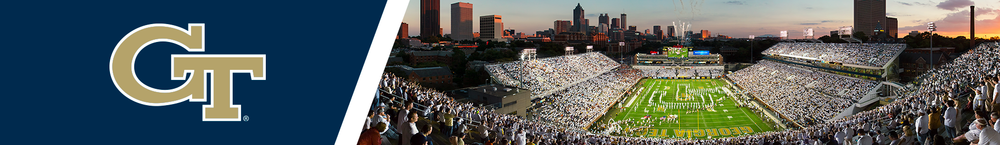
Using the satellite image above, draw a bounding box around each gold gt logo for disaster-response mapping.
[110,23,265,121]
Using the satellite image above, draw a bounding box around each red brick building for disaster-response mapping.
[408,51,453,66]
[396,66,453,84]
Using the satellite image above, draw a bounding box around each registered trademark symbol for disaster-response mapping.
[243,115,249,122]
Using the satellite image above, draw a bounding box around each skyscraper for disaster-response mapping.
[609,28,624,42]
[653,25,662,40]
[701,30,711,39]
[554,20,572,34]
[398,22,409,39]
[611,18,620,29]
[451,2,473,41]
[599,14,609,26]
[421,0,441,39]
[628,26,636,31]
[620,13,627,30]
[480,15,503,41]
[854,0,885,37]
[598,23,608,33]
[667,26,675,38]
[573,3,587,34]
[887,17,897,38]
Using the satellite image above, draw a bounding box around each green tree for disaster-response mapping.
[477,40,497,50]
[392,39,404,48]
[450,49,468,82]
[421,36,441,43]
[853,32,869,43]
[461,69,488,87]
[396,52,411,64]
[468,51,482,61]
[537,42,565,56]
[384,67,408,78]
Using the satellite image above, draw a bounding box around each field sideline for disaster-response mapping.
[591,79,774,139]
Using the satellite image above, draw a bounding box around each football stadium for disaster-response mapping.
[365,42,1000,144]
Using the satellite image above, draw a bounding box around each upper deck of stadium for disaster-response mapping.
[761,42,906,69]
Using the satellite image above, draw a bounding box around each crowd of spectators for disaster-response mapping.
[757,60,879,100]
[728,60,853,125]
[695,69,722,77]
[359,42,1000,145]
[639,68,722,78]
[532,68,643,129]
[485,52,619,96]
[761,42,905,67]
[640,69,677,78]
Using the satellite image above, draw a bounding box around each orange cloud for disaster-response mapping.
[899,8,1000,38]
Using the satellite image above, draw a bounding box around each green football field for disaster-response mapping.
[666,47,688,58]
[593,79,773,139]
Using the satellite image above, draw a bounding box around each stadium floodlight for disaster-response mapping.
[618,42,626,63]
[927,22,936,68]
[927,22,937,31]
[749,35,755,62]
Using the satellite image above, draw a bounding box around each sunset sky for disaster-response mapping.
[401,0,1000,39]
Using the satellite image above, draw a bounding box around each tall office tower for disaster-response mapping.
[667,26,675,38]
[573,3,586,34]
[554,20,572,34]
[887,17,897,38]
[480,15,503,40]
[621,13,627,30]
[421,0,441,39]
[599,14,609,25]
[609,28,624,42]
[598,23,609,33]
[701,30,711,39]
[398,22,408,39]
[653,25,662,40]
[854,0,885,37]
[451,2,473,40]
[611,18,620,29]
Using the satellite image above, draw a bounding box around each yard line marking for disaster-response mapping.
[740,108,764,131]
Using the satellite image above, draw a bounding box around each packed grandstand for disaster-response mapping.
[761,43,906,68]
[361,42,1000,144]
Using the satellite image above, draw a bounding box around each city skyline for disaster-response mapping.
[403,0,1000,39]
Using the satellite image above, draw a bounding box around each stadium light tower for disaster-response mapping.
[749,35,755,63]
[927,22,936,68]
[619,42,625,64]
